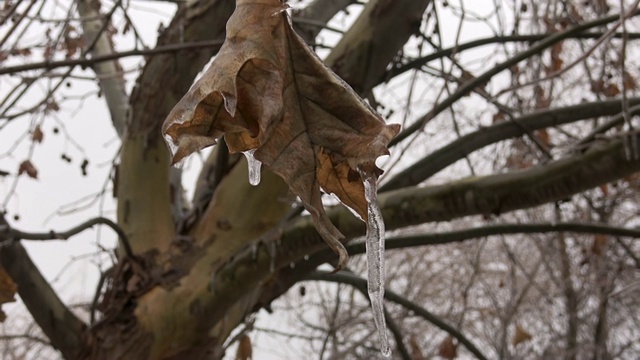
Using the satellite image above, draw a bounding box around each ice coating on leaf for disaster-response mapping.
[360,169,391,357]
[243,149,262,186]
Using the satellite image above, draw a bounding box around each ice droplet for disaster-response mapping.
[360,170,391,357]
[243,149,262,186]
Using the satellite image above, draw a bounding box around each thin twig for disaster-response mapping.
[0,39,225,76]
[0,216,133,258]
[306,270,489,360]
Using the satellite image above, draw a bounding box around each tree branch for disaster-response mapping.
[381,97,640,191]
[0,242,86,359]
[391,10,640,146]
[252,131,640,326]
[346,222,640,255]
[324,0,433,94]
[306,270,488,360]
[0,216,133,258]
[0,39,225,76]
[382,32,640,85]
[76,0,128,137]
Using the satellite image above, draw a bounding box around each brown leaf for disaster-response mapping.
[163,0,399,269]
[591,234,608,256]
[535,129,551,148]
[512,324,532,346]
[623,72,637,91]
[550,42,563,71]
[18,160,38,179]
[0,265,17,322]
[492,111,506,123]
[438,336,457,359]
[32,125,44,143]
[602,83,620,98]
[235,334,252,360]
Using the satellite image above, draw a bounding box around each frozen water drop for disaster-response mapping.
[243,149,262,186]
[360,169,391,357]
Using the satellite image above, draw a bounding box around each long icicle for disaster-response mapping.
[360,170,391,357]
[243,149,262,186]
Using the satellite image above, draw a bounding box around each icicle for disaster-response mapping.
[243,149,262,186]
[360,170,391,358]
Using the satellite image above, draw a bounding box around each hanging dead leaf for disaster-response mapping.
[512,323,532,346]
[534,86,549,109]
[438,336,457,359]
[492,111,506,123]
[0,265,17,322]
[18,160,38,179]
[32,125,44,143]
[235,334,252,360]
[535,129,551,148]
[163,0,399,269]
[623,71,637,91]
[550,42,564,71]
[602,83,620,98]
[591,234,608,256]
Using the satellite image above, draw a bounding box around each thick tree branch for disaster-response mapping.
[250,131,640,324]
[292,0,356,42]
[382,32,640,85]
[391,10,640,146]
[306,270,488,360]
[325,0,432,94]
[0,242,86,359]
[347,222,640,255]
[381,97,640,191]
[116,0,236,254]
[77,0,128,137]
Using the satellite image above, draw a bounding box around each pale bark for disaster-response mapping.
[325,0,432,94]
[77,0,128,136]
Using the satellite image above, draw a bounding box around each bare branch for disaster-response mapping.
[0,216,133,258]
[306,270,489,360]
[0,39,225,76]
[391,10,640,146]
[383,32,640,84]
[382,97,640,192]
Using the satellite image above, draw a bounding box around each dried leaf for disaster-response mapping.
[163,0,399,269]
[32,125,44,143]
[591,234,608,256]
[623,72,637,91]
[235,335,252,360]
[18,160,38,179]
[512,324,532,346]
[534,86,549,109]
[602,83,620,98]
[535,129,551,148]
[438,336,457,359]
[550,42,563,71]
[492,111,506,123]
[0,265,17,322]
